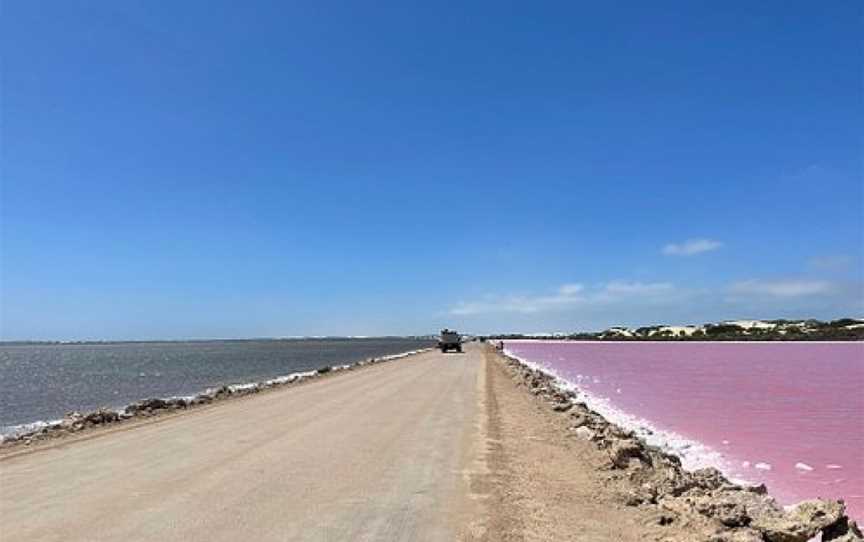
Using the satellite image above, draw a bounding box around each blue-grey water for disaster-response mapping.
[0,338,433,431]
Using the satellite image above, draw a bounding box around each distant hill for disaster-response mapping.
[482,318,864,341]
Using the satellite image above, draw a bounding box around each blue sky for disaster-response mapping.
[1,1,862,339]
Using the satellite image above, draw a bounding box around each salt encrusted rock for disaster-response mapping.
[751,500,845,542]
[661,493,751,527]
[552,402,572,412]
[689,468,729,492]
[573,426,595,440]
[608,439,645,469]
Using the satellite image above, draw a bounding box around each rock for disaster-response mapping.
[573,426,596,440]
[211,386,231,399]
[708,529,765,542]
[569,413,588,427]
[752,500,845,542]
[745,483,768,495]
[608,439,644,468]
[824,520,864,542]
[698,498,751,527]
[823,518,864,541]
[552,402,573,412]
[84,408,119,425]
[127,398,169,414]
[644,448,681,467]
[190,394,212,405]
[649,467,729,498]
[551,391,571,403]
[623,490,642,506]
[165,398,188,409]
[623,487,656,506]
[657,514,675,526]
[626,457,646,470]
[604,425,635,439]
[61,412,83,424]
[691,468,728,490]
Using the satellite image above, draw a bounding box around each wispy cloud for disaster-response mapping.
[558,283,584,295]
[662,239,723,256]
[808,255,853,273]
[449,281,675,316]
[728,279,833,298]
[604,281,674,295]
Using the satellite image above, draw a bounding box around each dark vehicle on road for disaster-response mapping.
[438,329,462,353]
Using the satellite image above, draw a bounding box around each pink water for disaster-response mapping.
[504,341,864,521]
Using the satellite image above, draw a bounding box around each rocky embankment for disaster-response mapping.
[497,348,862,542]
[0,349,430,451]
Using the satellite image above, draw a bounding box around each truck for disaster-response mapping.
[438,329,462,353]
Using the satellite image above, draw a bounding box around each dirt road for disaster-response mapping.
[0,347,486,542]
[1,344,731,542]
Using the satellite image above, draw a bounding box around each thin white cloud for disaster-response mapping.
[448,295,560,315]
[808,255,853,272]
[558,283,584,295]
[604,281,674,295]
[662,239,723,256]
[728,279,833,298]
[449,281,675,316]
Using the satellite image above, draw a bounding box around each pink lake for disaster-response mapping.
[503,341,864,521]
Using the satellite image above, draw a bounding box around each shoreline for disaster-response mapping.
[502,347,733,476]
[0,347,432,452]
[494,346,862,541]
[502,340,864,519]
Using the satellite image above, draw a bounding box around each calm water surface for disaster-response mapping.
[504,341,864,521]
[0,338,433,431]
